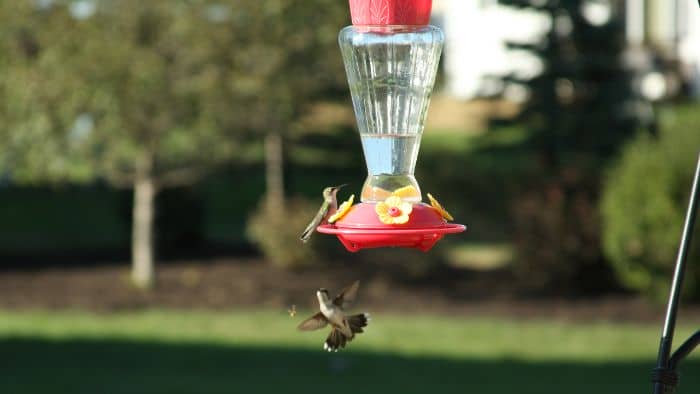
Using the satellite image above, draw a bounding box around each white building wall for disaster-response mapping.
[625,0,645,46]
[436,0,550,100]
[648,0,676,47]
[678,0,700,95]
[435,0,700,99]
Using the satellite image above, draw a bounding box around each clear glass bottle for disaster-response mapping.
[339,25,443,203]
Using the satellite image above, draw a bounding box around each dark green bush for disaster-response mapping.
[246,196,344,269]
[247,197,319,269]
[601,104,700,300]
[510,167,614,294]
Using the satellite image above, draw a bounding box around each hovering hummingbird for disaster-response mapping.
[297,280,370,352]
[300,184,347,243]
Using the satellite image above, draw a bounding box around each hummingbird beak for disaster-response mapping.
[334,184,348,192]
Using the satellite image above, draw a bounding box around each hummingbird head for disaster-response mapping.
[316,288,330,305]
[323,184,347,201]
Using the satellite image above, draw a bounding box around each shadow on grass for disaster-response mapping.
[1,337,698,394]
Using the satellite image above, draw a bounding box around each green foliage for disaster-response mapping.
[0,0,347,185]
[0,0,266,202]
[228,0,348,130]
[246,197,323,269]
[0,3,93,182]
[602,104,700,299]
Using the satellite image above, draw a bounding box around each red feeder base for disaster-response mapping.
[316,202,466,252]
[317,223,465,252]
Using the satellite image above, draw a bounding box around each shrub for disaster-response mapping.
[246,197,321,269]
[510,167,616,294]
[601,104,700,300]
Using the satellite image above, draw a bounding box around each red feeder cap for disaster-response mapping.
[348,0,432,26]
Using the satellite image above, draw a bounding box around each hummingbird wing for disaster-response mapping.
[333,280,360,309]
[297,312,328,331]
[300,202,329,243]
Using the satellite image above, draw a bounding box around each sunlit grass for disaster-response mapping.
[0,309,696,362]
[445,242,514,270]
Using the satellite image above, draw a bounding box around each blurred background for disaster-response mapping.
[0,0,699,393]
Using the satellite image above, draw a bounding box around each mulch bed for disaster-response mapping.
[1,258,698,323]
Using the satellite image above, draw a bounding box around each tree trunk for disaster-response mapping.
[131,172,156,289]
[264,132,285,213]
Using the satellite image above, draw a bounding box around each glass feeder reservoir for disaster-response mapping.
[339,10,441,203]
[317,0,465,251]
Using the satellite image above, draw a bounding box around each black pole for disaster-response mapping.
[652,153,700,394]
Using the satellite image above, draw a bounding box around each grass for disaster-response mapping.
[0,309,698,393]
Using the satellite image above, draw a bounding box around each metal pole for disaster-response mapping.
[653,153,700,394]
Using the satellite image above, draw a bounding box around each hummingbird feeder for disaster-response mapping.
[316,0,466,252]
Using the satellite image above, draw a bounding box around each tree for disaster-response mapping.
[496,0,651,292]
[236,1,352,268]
[499,0,646,165]
[229,0,348,214]
[1,1,251,288]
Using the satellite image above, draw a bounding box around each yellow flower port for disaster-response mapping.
[391,185,419,199]
[427,193,453,221]
[360,185,421,202]
[328,194,355,223]
[375,195,413,225]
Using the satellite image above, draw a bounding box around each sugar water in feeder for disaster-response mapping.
[314,0,465,251]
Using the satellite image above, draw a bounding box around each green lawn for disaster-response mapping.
[0,309,697,393]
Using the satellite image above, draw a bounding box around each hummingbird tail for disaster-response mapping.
[323,314,370,352]
[324,327,347,352]
[300,220,320,243]
[347,313,370,335]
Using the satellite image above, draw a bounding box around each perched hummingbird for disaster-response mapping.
[297,280,370,352]
[300,184,346,243]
